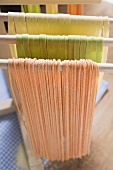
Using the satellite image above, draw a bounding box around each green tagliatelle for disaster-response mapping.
[16,34,103,62]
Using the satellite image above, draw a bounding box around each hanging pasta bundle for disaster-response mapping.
[8,58,99,161]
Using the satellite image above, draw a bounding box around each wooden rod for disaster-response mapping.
[1,59,113,73]
[0,13,112,23]
[0,0,101,5]
[0,35,112,46]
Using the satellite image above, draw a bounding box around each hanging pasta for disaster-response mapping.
[8,13,109,63]
[67,4,84,15]
[46,4,58,14]
[8,58,99,161]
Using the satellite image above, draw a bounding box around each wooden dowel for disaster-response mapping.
[98,63,113,73]
[0,35,112,46]
[0,0,101,5]
[0,35,16,44]
[0,13,112,24]
[1,59,113,72]
[0,59,8,69]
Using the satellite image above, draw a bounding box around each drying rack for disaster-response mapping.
[0,1,112,170]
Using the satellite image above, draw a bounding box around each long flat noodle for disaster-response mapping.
[96,37,103,63]
[22,34,31,58]
[52,36,59,60]
[33,35,41,58]
[77,5,84,15]
[48,15,59,35]
[89,36,97,62]
[96,16,103,36]
[13,12,27,34]
[37,14,49,34]
[67,4,83,15]
[86,37,92,60]
[21,5,28,13]
[79,36,87,59]
[68,5,77,15]
[46,4,58,14]
[28,35,36,59]
[33,5,41,13]
[46,4,52,13]
[13,13,21,33]
[64,36,69,60]
[16,34,24,58]
[68,35,74,60]
[58,14,70,35]
[85,36,103,62]
[67,4,72,14]
[26,13,35,34]
[26,13,38,34]
[73,36,80,60]
[39,34,47,59]
[31,14,39,35]
[28,35,41,59]
[46,35,54,59]
[63,14,71,35]
[58,36,66,61]
[26,5,40,13]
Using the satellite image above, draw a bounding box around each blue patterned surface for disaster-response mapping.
[0,69,23,170]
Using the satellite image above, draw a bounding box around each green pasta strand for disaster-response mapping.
[39,34,47,59]
[29,35,36,58]
[73,36,80,60]
[58,36,66,60]
[33,35,41,58]
[16,34,24,58]
[21,5,40,13]
[22,34,31,58]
